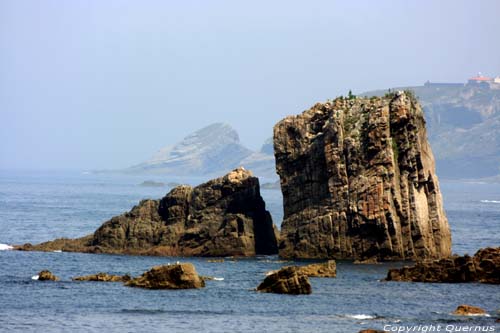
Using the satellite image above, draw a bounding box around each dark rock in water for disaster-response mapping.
[38,270,59,281]
[126,263,205,289]
[386,247,500,284]
[72,273,131,282]
[452,304,487,316]
[19,168,278,257]
[257,266,312,294]
[274,92,451,260]
[139,180,165,187]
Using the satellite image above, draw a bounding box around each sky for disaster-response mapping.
[1,0,499,170]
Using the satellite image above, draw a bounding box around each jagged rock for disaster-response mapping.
[125,263,205,289]
[453,305,487,316]
[18,168,278,257]
[386,247,499,284]
[72,273,131,282]
[274,92,451,260]
[257,266,312,294]
[38,270,59,281]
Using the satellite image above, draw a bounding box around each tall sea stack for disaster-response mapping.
[274,91,451,260]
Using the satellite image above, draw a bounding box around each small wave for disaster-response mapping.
[346,314,376,320]
[0,244,13,251]
[31,275,39,281]
[213,277,224,281]
[480,200,500,204]
[52,250,62,253]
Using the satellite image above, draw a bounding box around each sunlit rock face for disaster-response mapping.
[274,92,451,260]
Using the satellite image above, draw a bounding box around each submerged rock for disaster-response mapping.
[72,273,131,282]
[452,305,487,316]
[37,270,59,281]
[257,266,312,294]
[125,263,205,289]
[274,92,451,260]
[19,168,278,257]
[386,247,499,284]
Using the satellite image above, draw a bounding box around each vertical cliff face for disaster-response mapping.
[274,92,451,260]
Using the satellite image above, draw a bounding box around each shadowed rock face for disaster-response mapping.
[19,168,278,257]
[386,247,500,284]
[274,92,451,260]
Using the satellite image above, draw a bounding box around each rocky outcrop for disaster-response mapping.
[386,247,499,284]
[452,305,487,316]
[265,261,336,278]
[296,261,336,277]
[19,168,278,257]
[257,266,312,294]
[72,273,131,282]
[274,92,451,260]
[125,263,205,289]
[38,270,59,281]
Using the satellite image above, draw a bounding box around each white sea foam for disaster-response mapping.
[53,250,62,253]
[0,244,13,251]
[346,314,375,320]
[213,277,224,281]
[481,200,500,204]
[454,313,491,317]
[31,275,39,280]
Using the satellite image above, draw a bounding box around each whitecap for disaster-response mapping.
[213,277,224,281]
[0,244,13,251]
[53,250,62,253]
[346,314,376,320]
[480,200,500,204]
[31,275,39,280]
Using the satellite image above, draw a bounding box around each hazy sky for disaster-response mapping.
[1,0,499,170]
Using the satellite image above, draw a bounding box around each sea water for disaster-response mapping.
[0,170,499,332]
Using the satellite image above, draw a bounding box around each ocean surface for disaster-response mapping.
[0,170,499,332]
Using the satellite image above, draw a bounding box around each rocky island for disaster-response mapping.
[386,247,499,284]
[18,168,278,257]
[274,91,452,260]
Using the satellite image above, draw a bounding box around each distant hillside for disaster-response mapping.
[363,84,500,179]
[126,123,277,179]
